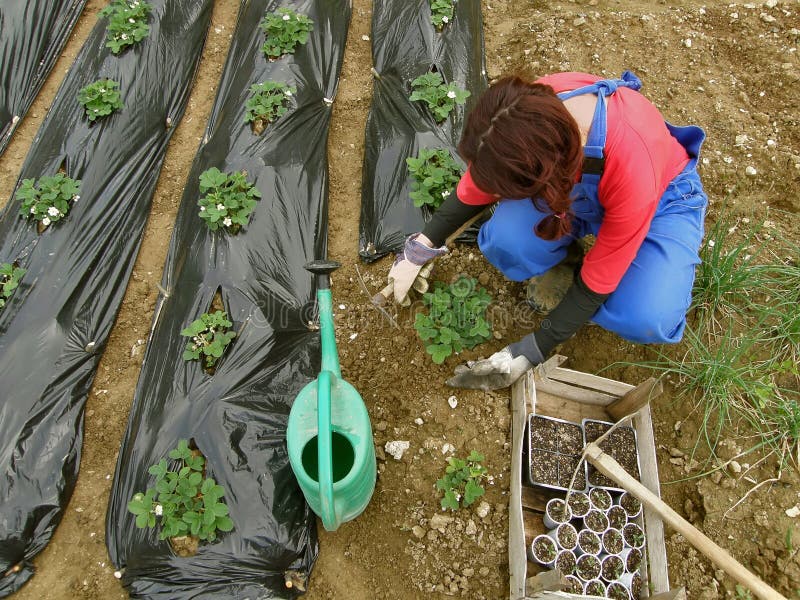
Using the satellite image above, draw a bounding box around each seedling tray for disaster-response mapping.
[582,418,643,493]
[509,355,683,600]
[525,414,588,492]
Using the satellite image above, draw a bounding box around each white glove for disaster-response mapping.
[388,234,446,305]
[446,347,534,391]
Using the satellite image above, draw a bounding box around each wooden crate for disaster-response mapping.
[509,356,685,600]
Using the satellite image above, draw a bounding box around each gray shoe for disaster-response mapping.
[526,263,575,315]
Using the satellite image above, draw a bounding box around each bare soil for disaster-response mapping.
[0,0,797,599]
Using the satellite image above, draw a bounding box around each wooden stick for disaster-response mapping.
[372,210,489,305]
[584,443,787,600]
[606,376,663,420]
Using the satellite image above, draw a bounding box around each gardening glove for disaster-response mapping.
[388,233,447,306]
[446,335,544,391]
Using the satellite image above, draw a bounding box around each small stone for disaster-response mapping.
[361,34,370,41]
[479,567,490,577]
[669,457,685,466]
[760,12,776,23]
[114,571,122,579]
[573,16,586,26]
[385,440,410,460]
[412,525,426,539]
[745,166,757,177]
[465,519,477,535]
[448,395,458,409]
[710,471,723,485]
[764,0,777,6]
[475,501,491,519]
[375,421,388,431]
[477,272,490,286]
[683,38,692,48]
[430,513,454,531]
[728,460,742,474]
[414,417,424,425]
[462,568,474,577]
[669,447,685,458]
[786,505,800,518]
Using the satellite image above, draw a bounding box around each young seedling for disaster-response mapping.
[429,0,454,30]
[260,8,313,60]
[245,81,296,134]
[100,0,153,54]
[414,276,492,364]
[78,79,123,122]
[409,72,470,123]
[197,168,261,234]
[127,440,233,545]
[181,310,236,371]
[0,263,25,310]
[406,148,462,209]
[435,450,488,511]
[15,173,81,228]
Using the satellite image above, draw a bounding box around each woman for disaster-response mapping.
[387,71,707,391]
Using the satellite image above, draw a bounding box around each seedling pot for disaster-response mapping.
[618,491,643,519]
[606,504,628,530]
[547,522,578,551]
[588,487,612,511]
[529,533,557,567]
[566,491,591,518]
[583,418,642,491]
[575,553,601,581]
[583,508,609,534]
[600,554,625,583]
[583,578,606,595]
[564,574,583,593]
[618,571,643,596]
[554,549,577,576]
[542,497,572,529]
[602,527,624,555]
[576,529,601,556]
[623,522,646,550]
[606,581,632,600]
[527,414,587,491]
[620,546,643,572]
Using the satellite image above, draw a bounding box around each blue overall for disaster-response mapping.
[477,72,708,344]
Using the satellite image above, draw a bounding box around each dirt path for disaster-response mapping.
[1,0,798,599]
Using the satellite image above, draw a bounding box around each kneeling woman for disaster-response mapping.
[387,71,708,390]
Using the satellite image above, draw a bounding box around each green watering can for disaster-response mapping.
[287,260,376,531]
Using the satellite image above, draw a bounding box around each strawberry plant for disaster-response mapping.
[406,148,462,209]
[197,168,261,234]
[414,276,492,364]
[245,81,296,134]
[15,173,81,227]
[429,0,455,30]
[127,440,234,543]
[260,8,314,60]
[100,0,153,54]
[0,263,25,310]
[409,72,470,123]
[181,310,236,371]
[436,450,488,511]
[78,79,123,122]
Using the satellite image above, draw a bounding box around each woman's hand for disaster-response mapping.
[387,233,447,305]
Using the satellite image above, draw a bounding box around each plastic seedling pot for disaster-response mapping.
[576,528,601,556]
[618,491,643,519]
[564,574,583,593]
[583,508,608,534]
[600,554,625,583]
[566,491,591,518]
[554,549,577,577]
[588,487,613,511]
[583,418,642,492]
[620,546,643,573]
[602,527,624,555]
[529,533,558,567]
[542,497,572,529]
[606,504,628,530]
[583,578,606,596]
[575,553,601,581]
[618,571,644,596]
[548,522,578,551]
[623,522,646,550]
[606,581,632,600]
[527,414,588,491]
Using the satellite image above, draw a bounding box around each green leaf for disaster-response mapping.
[215,515,234,532]
[441,490,459,511]
[463,480,485,506]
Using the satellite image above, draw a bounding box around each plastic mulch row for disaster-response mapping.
[105,1,350,597]
[0,0,88,156]
[358,0,487,262]
[0,1,214,596]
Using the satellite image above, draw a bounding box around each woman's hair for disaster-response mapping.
[458,76,583,240]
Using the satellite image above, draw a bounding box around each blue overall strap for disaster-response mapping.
[556,71,643,183]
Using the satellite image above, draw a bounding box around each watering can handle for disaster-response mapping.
[316,370,338,530]
[305,260,341,290]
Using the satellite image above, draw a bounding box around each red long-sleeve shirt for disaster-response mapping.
[457,72,690,294]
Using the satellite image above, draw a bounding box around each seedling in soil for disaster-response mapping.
[181,310,236,371]
[601,554,624,582]
[584,509,608,534]
[620,492,642,518]
[100,0,153,54]
[602,528,624,555]
[555,550,576,576]
[127,440,233,546]
[260,8,313,60]
[530,534,557,566]
[575,553,601,581]
[245,81,295,134]
[428,0,454,30]
[15,173,81,228]
[409,72,470,123]
[197,167,261,234]
[624,547,643,572]
[563,575,582,594]
[623,522,646,549]
[543,498,572,528]
[531,534,557,565]
[589,487,613,511]
[577,529,601,555]
[551,522,577,550]
[78,79,123,122]
[0,263,25,310]
[584,579,606,596]
[567,491,590,517]
[415,276,491,364]
[606,581,631,600]
[607,505,627,530]
[585,420,640,487]
[406,148,462,209]
[557,454,585,489]
[529,416,557,452]
[735,585,754,600]
[435,450,487,511]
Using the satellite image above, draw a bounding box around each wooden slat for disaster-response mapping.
[521,486,550,513]
[635,404,670,593]
[546,366,635,396]
[534,378,617,406]
[651,590,687,600]
[510,371,535,600]
[607,377,663,420]
[525,571,566,593]
[534,391,610,423]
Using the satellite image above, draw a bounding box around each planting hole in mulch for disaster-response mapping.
[601,554,624,582]
[578,529,601,555]
[585,420,640,488]
[555,550,576,576]
[607,505,627,530]
[602,528,624,554]
[575,553,601,581]
[584,508,608,533]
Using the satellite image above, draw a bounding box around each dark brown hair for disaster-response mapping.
[458,76,582,240]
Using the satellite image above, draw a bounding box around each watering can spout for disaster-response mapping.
[286,260,376,531]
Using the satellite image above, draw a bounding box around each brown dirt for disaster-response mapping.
[0,0,797,599]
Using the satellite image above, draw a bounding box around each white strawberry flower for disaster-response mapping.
[200,206,206,212]
[441,190,451,198]
[47,206,59,217]
[285,90,292,96]
[30,207,36,214]
[154,504,163,516]
[223,217,232,227]
[442,16,449,23]
[73,195,80,202]
[129,18,136,23]
[446,90,457,99]
[282,14,291,20]
[216,203,224,210]
[42,217,51,226]
[121,34,128,40]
